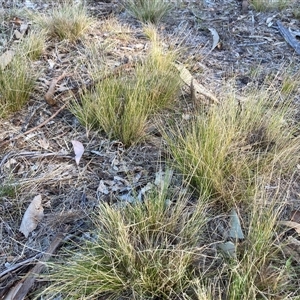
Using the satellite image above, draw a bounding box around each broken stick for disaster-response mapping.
[0,103,67,149]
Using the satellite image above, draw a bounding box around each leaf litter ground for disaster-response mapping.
[1,0,300,298]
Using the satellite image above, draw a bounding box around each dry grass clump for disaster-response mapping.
[71,26,181,146]
[279,71,300,96]
[0,55,36,118]
[0,22,48,118]
[228,182,293,299]
[39,173,208,299]
[250,0,290,11]
[34,1,94,42]
[38,174,299,299]
[120,0,173,24]
[19,29,46,60]
[293,8,300,19]
[163,88,300,204]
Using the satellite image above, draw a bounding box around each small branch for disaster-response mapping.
[22,103,46,132]
[0,254,41,279]
[0,151,72,174]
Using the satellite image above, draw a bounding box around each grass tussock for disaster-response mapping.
[121,0,173,24]
[228,183,291,299]
[163,88,300,204]
[250,0,289,11]
[279,70,300,95]
[38,174,298,299]
[39,172,208,299]
[0,55,36,118]
[34,1,94,42]
[293,8,300,19]
[19,29,46,60]
[71,25,182,146]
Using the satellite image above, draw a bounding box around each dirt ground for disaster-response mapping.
[1,0,300,298]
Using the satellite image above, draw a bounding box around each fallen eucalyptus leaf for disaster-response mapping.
[229,208,244,239]
[20,23,29,34]
[97,180,109,195]
[291,210,300,223]
[19,195,44,238]
[71,140,84,165]
[118,193,136,203]
[47,59,56,69]
[280,221,300,234]
[14,30,23,39]
[218,241,236,258]
[0,50,15,70]
[277,21,300,55]
[3,282,23,300]
[208,27,220,51]
[174,63,219,104]
[154,169,164,187]
[138,182,154,201]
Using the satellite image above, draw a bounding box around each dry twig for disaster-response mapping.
[0,103,68,149]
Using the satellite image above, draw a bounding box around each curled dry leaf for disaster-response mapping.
[173,63,219,104]
[44,73,68,106]
[280,221,300,234]
[19,195,44,238]
[0,50,15,70]
[71,140,85,165]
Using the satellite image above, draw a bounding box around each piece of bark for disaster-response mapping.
[10,231,66,300]
[0,255,41,278]
[277,21,300,55]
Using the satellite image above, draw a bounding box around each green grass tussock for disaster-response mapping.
[39,173,208,299]
[250,0,290,11]
[34,1,94,42]
[228,183,291,299]
[71,26,182,146]
[121,0,173,24]
[163,89,300,204]
[0,55,36,118]
[19,29,46,60]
